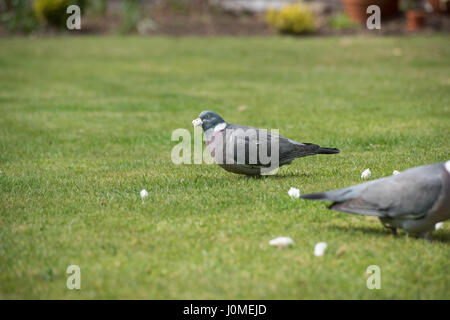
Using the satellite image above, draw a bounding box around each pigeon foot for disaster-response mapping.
[389,227,398,236]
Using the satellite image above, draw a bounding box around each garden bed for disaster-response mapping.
[1,0,449,37]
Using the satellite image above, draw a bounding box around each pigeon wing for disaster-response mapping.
[226,124,321,166]
[225,125,271,167]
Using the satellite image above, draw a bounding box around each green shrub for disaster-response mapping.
[33,0,70,27]
[0,0,39,33]
[119,0,142,34]
[329,13,358,31]
[32,0,86,28]
[266,3,316,35]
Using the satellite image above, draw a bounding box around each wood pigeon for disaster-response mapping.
[192,110,340,176]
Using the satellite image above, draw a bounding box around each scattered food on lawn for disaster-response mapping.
[361,168,371,180]
[269,237,294,248]
[314,242,327,257]
[140,189,149,200]
[288,187,301,198]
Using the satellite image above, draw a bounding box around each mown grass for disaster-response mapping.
[0,35,449,299]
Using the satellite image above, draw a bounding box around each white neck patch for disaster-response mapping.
[445,160,450,173]
[214,122,227,132]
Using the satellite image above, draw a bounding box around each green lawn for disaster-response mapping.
[0,35,449,299]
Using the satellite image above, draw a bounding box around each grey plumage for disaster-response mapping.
[192,111,340,175]
[301,161,450,239]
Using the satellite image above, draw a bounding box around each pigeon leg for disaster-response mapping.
[380,220,397,236]
[389,227,398,236]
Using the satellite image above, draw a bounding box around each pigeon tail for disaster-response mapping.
[317,147,340,155]
[300,192,328,200]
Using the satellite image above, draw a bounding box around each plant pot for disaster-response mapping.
[342,0,399,23]
[428,0,450,14]
[406,10,426,31]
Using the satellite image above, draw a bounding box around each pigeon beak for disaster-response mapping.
[192,118,203,127]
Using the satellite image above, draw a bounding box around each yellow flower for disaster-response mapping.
[266,3,316,34]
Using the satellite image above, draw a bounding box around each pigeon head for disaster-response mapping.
[192,111,226,132]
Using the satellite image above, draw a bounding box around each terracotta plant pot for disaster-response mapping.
[428,0,450,14]
[342,0,399,24]
[406,10,426,31]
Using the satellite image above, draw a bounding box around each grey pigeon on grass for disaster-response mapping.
[192,110,340,176]
[301,161,450,240]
